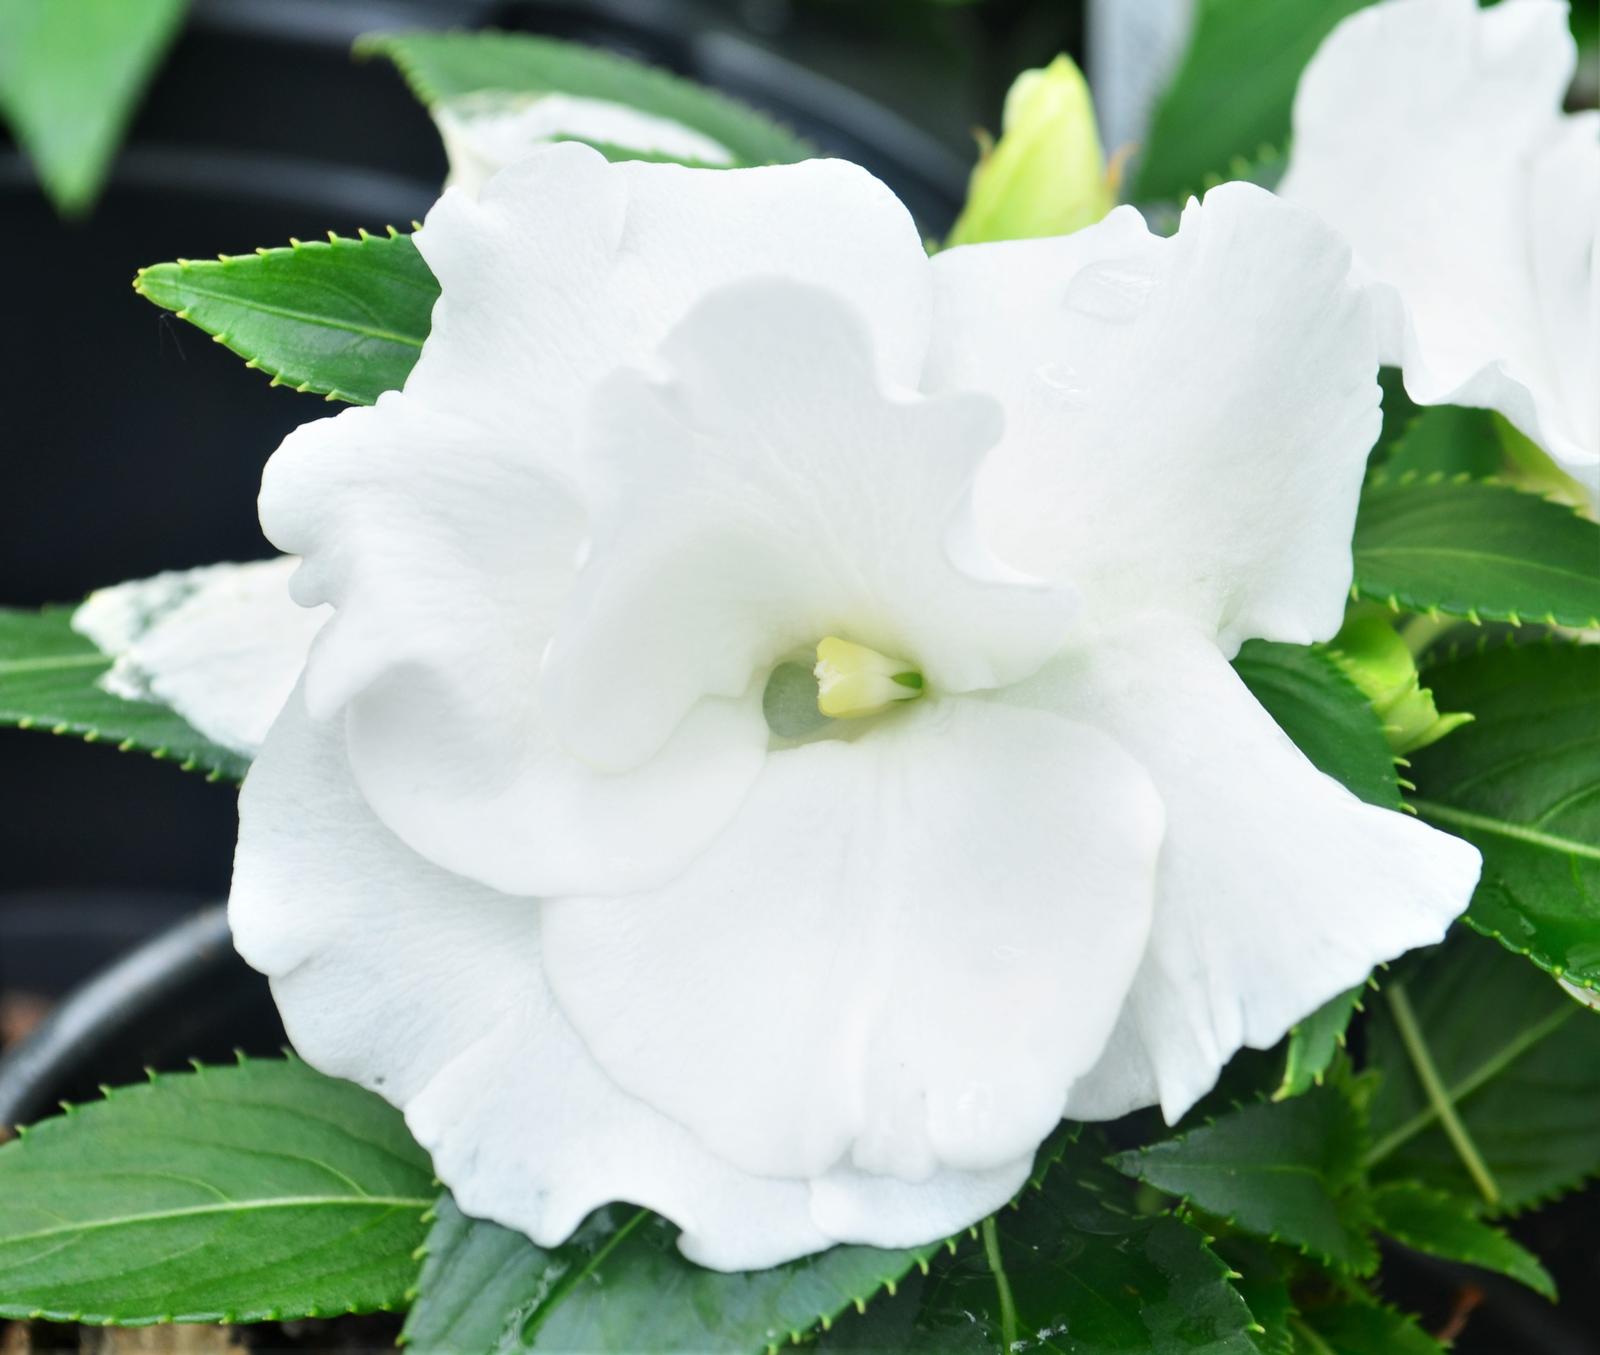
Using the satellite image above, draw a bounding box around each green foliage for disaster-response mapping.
[0,1059,433,1325]
[1364,930,1600,1212]
[1410,641,1600,993]
[1133,0,1366,202]
[358,30,814,167]
[134,230,437,406]
[1233,640,1401,810]
[1291,1300,1443,1355]
[1112,1081,1377,1274]
[1210,1238,1293,1355]
[823,1137,1259,1354]
[0,0,187,215]
[0,605,246,781]
[1369,1182,1554,1299]
[1353,476,1600,628]
[1380,406,1505,480]
[403,1199,946,1354]
[1275,985,1365,1103]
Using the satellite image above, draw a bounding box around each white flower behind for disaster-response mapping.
[218,144,1480,1270]
[1280,0,1599,497]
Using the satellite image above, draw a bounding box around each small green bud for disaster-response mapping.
[1326,614,1472,755]
[946,55,1115,249]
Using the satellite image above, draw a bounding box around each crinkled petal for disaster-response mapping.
[263,400,764,898]
[999,616,1482,1122]
[72,558,324,756]
[260,147,935,894]
[540,697,1164,1182]
[542,280,1076,770]
[232,691,1055,1269]
[1281,0,1597,491]
[925,183,1379,655]
[405,143,933,485]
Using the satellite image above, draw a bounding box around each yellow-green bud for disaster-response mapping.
[946,55,1115,249]
[1326,614,1472,755]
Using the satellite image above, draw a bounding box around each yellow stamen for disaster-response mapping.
[814,637,924,719]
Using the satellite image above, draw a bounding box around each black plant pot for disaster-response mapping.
[0,0,967,988]
[2,909,1595,1355]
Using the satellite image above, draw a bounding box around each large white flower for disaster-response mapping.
[216,144,1480,1270]
[1279,0,1599,496]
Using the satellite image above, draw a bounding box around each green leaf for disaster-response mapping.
[1364,929,1600,1212]
[1408,641,1600,993]
[1233,640,1402,810]
[358,30,815,168]
[1211,1238,1293,1355]
[134,229,437,406]
[1112,1081,1377,1273]
[1369,1182,1555,1299]
[1353,477,1600,628]
[0,1058,434,1325]
[0,605,246,781]
[1275,985,1365,1103]
[1291,1300,1443,1355]
[1380,406,1505,481]
[824,1137,1259,1355]
[402,1200,945,1354]
[0,0,187,215]
[1132,0,1366,202]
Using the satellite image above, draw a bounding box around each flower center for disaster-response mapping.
[814,636,925,719]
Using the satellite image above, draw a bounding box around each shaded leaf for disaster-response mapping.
[1233,641,1401,810]
[0,605,246,781]
[1275,985,1364,1103]
[0,0,187,214]
[359,30,814,168]
[1364,930,1600,1212]
[824,1137,1259,1355]
[1293,1299,1443,1355]
[1353,477,1600,628]
[1409,640,1600,994]
[1112,1082,1377,1273]
[135,230,437,405]
[0,1059,433,1324]
[1369,1182,1554,1299]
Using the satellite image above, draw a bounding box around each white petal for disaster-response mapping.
[541,280,1076,770]
[1281,0,1598,492]
[232,691,1063,1269]
[925,183,1380,655]
[540,697,1164,1181]
[405,143,933,484]
[72,558,324,756]
[437,92,733,199]
[259,147,935,894]
[1000,616,1482,1122]
[262,401,764,897]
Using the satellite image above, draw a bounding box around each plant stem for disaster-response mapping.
[1382,981,1501,1207]
[981,1214,1018,1353]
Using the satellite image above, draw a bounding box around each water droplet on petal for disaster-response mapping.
[1064,260,1155,322]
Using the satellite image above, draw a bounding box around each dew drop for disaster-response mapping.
[1064,261,1155,322]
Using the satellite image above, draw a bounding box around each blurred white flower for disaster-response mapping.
[437,90,732,197]
[209,145,1478,1270]
[1281,0,1599,498]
